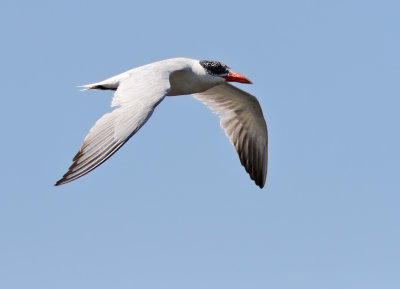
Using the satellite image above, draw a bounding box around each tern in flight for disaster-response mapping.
[55,58,268,188]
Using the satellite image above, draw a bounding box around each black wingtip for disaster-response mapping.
[54,179,63,186]
[54,173,72,186]
[257,173,267,189]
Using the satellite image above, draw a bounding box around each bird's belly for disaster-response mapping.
[167,69,223,96]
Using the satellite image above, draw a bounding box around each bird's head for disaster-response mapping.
[199,60,252,84]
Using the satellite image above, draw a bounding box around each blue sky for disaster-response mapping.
[1,0,399,288]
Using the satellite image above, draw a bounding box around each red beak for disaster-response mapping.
[222,72,252,84]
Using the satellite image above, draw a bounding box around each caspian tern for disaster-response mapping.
[55,58,268,188]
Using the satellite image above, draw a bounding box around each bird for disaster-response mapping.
[55,58,268,188]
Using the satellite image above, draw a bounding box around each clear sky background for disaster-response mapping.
[1,0,399,288]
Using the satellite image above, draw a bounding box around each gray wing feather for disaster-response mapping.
[193,83,268,188]
[55,72,169,186]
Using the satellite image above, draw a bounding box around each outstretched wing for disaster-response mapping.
[55,71,170,186]
[193,83,268,188]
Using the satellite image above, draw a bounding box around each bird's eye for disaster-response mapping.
[199,60,230,75]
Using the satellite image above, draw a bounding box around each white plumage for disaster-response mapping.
[56,58,268,188]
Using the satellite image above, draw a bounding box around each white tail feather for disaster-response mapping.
[77,84,94,91]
